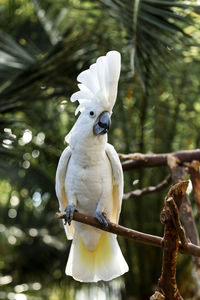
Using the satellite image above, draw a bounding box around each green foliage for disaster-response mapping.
[0,0,200,299]
[100,0,199,90]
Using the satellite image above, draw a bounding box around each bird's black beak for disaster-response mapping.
[93,111,111,135]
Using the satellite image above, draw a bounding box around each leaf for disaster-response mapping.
[0,33,36,85]
[99,0,199,90]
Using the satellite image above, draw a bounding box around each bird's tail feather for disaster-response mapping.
[66,231,128,282]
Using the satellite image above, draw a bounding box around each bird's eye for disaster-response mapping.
[89,111,96,118]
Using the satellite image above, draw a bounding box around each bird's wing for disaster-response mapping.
[55,146,74,240]
[106,143,124,224]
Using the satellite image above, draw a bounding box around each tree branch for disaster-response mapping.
[56,211,200,258]
[167,197,188,248]
[123,174,171,199]
[168,156,200,270]
[56,211,162,248]
[121,149,200,171]
[158,181,188,300]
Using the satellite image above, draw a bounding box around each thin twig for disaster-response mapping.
[123,174,171,199]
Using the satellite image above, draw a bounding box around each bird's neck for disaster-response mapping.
[70,134,107,165]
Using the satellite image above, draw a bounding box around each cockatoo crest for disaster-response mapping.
[70,50,121,115]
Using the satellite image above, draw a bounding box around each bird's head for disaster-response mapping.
[65,50,120,147]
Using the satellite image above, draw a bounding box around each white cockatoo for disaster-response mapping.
[55,50,129,282]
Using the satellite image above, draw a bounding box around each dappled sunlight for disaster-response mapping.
[10,195,20,206]
[32,192,42,207]
[0,275,13,286]
[18,130,32,146]
[28,228,38,237]
[8,208,17,219]
[0,0,200,299]
[31,149,40,158]
[33,132,45,146]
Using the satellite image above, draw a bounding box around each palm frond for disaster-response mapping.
[0,32,35,84]
[100,0,199,90]
[0,24,101,188]
[32,0,62,45]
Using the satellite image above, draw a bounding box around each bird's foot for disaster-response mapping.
[94,210,108,228]
[65,204,76,225]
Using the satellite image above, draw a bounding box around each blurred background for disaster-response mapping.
[0,0,200,299]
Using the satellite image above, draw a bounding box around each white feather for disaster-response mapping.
[71,90,94,103]
[96,56,107,102]
[106,143,124,223]
[77,69,99,97]
[55,146,74,240]
[66,231,128,282]
[77,83,90,91]
[89,63,100,92]
[107,51,121,108]
[70,50,121,113]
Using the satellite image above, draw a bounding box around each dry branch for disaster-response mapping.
[168,157,200,270]
[167,197,188,248]
[121,149,200,171]
[158,181,188,300]
[119,152,148,161]
[56,211,162,248]
[123,174,171,199]
[56,211,200,257]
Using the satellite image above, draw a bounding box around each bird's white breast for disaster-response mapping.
[65,148,113,216]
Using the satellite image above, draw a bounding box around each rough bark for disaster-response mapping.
[158,181,188,300]
[167,197,188,248]
[120,149,200,171]
[168,156,200,270]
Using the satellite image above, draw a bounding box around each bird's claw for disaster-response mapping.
[65,204,76,225]
[94,210,108,228]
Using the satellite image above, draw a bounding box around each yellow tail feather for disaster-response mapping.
[66,230,128,282]
[78,232,112,271]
